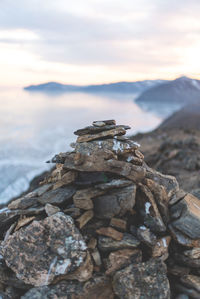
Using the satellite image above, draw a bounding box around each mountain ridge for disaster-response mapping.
[135,76,200,106]
[24,79,167,94]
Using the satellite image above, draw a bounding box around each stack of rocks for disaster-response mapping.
[0,120,199,299]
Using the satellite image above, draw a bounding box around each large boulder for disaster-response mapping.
[113,259,170,299]
[2,213,90,286]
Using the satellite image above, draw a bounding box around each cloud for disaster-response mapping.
[1,0,200,85]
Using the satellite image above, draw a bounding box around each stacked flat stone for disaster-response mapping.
[0,120,199,299]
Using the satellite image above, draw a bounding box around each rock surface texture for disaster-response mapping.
[0,120,199,298]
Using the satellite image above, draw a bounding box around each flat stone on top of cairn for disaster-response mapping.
[74,119,130,143]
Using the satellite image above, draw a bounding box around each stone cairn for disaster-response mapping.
[0,120,199,299]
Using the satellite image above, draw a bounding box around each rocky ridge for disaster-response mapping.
[134,128,200,196]
[0,119,199,298]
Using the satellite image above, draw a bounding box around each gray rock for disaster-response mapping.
[73,179,133,212]
[0,291,10,299]
[2,212,87,286]
[175,283,200,299]
[95,179,133,190]
[94,185,136,219]
[74,171,109,187]
[0,261,30,290]
[0,207,44,236]
[144,178,169,223]
[0,208,19,233]
[44,204,60,216]
[93,119,116,126]
[22,275,114,299]
[113,259,170,299]
[167,262,190,278]
[34,184,53,196]
[48,152,69,164]
[169,224,200,248]
[8,185,52,210]
[180,275,200,293]
[76,127,128,143]
[170,193,200,239]
[150,236,171,261]
[92,121,106,127]
[169,189,187,206]
[4,286,21,299]
[74,138,139,156]
[183,248,200,259]
[38,186,76,205]
[175,294,189,299]
[98,233,140,252]
[74,124,129,136]
[64,150,145,183]
[174,251,200,268]
[22,281,83,299]
[137,225,157,247]
[105,249,142,276]
[145,164,179,198]
[8,195,38,210]
[136,184,166,233]
[191,188,200,199]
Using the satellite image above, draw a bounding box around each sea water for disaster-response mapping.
[0,87,168,204]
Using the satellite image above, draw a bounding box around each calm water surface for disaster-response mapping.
[0,88,163,203]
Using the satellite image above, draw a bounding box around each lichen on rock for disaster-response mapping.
[2,212,88,286]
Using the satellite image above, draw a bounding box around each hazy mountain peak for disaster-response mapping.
[176,75,190,81]
[135,76,200,107]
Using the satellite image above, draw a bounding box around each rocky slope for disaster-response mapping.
[158,104,200,130]
[134,105,200,197]
[0,120,199,299]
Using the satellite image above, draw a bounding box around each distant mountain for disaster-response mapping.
[24,80,166,94]
[135,76,200,105]
[24,82,80,92]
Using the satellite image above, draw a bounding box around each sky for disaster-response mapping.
[1,0,200,87]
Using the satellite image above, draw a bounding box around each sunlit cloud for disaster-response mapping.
[0,29,40,42]
[0,0,200,86]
